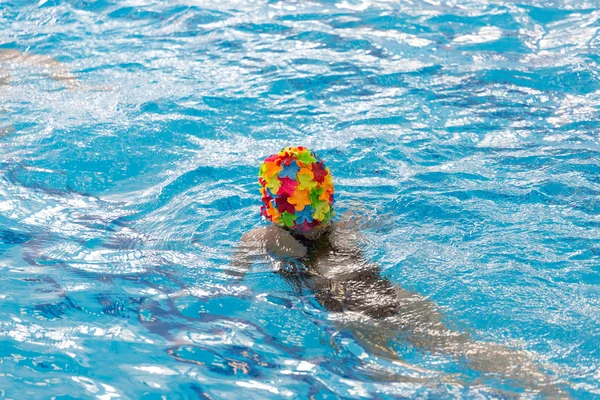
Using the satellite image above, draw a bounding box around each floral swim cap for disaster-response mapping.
[259,146,334,232]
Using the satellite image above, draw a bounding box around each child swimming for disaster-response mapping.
[231,146,566,395]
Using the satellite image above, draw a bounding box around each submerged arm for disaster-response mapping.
[227,225,307,280]
[0,50,78,89]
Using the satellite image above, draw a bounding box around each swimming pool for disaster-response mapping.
[1,0,599,397]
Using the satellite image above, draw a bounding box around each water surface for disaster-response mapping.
[1,0,599,398]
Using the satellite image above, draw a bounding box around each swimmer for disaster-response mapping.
[231,146,567,396]
[0,49,78,89]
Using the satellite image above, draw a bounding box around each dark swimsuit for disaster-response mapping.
[282,229,401,319]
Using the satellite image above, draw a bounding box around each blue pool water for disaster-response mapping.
[1,0,600,398]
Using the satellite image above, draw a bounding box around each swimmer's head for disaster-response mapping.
[258,146,334,234]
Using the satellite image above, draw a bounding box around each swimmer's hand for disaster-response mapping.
[227,226,307,279]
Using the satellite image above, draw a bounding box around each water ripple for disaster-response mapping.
[0,0,599,397]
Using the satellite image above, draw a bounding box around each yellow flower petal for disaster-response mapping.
[297,172,317,191]
[288,188,311,211]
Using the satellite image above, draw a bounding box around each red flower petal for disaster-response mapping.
[264,154,279,163]
[262,193,272,204]
[279,154,296,167]
[311,161,328,183]
[309,220,321,229]
[296,221,313,232]
[275,196,295,215]
[277,177,297,197]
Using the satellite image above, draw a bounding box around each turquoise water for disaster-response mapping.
[1,0,600,398]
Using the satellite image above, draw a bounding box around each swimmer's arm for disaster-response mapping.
[0,50,78,89]
[227,226,307,279]
[329,217,369,257]
[334,213,361,230]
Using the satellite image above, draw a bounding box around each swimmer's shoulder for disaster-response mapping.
[239,212,367,261]
[328,219,366,254]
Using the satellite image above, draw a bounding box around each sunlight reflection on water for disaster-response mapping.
[0,0,599,398]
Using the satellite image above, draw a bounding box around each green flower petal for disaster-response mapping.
[297,150,317,165]
[280,211,297,227]
[309,188,323,207]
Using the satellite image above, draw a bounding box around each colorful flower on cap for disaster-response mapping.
[279,161,300,180]
[295,207,314,225]
[258,146,334,231]
[277,177,297,198]
[288,188,311,211]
